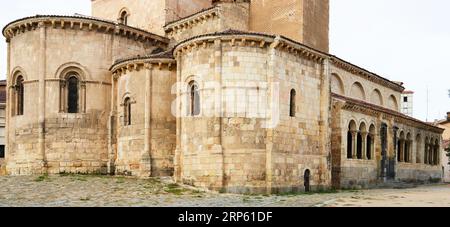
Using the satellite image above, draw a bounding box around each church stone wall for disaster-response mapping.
[330,65,403,112]
[114,65,176,177]
[6,17,164,175]
[269,49,331,192]
[176,40,270,193]
[174,34,331,193]
[332,99,443,189]
[166,2,250,45]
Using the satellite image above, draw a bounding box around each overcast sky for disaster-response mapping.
[0,0,449,121]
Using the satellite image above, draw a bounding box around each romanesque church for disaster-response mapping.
[1,0,443,193]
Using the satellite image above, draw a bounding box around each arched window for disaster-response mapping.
[347,120,357,159]
[356,133,363,159]
[434,139,439,166]
[15,75,24,116]
[366,124,376,160]
[397,131,405,162]
[67,76,79,113]
[347,130,353,159]
[289,89,296,117]
[119,10,129,25]
[405,133,412,163]
[416,134,422,163]
[189,81,200,116]
[357,123,366,160]
[124,97,132,126]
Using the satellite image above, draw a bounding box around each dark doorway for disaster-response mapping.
[304,169,311,192]
[0,145,4,158]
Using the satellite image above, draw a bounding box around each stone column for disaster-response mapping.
[361,132,368,160]
[351,131,357,159]
[80,81,86,113]
[5,40,11,164]
[174,52,183,182]
[213,39,225,190]
[107,73,118,175]
[37,21,47,173]
[319,58,332,185]
[59,81,65,113]
[140,63,153,177]
[265,38,280,194]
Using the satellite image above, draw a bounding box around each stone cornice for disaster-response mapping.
[110,58,176,77]
[330,56,405,92]
[2,15,169,46]
[173,31,328,64]
[332,93,444,133]
[164,6,218,34]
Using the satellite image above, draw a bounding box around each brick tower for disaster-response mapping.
[249,0,329,53]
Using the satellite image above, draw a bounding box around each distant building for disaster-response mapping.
[401,91,414,117]
[436,112,450,182]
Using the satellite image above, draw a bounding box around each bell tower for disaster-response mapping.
[249,0,329,53]
[91,0,212,36]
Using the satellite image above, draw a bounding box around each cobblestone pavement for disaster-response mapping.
[0,175,448,207]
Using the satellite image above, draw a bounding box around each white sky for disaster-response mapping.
[0,0,449,121]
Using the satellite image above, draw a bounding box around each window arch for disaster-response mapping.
[405,133,412,163]
[123,97,132,126]
[415,134,422,164]
[57,64,87,114]
[189,81,200,116]
[331,73,345,95]
[350,82,366,100]
[397,131,405,162]
[14,75,24,116]
[433,139,439,166]
[388,95,399,111]
[67,76,79,113]
[370,89,383,106]
[61,72,83,113]
[356,122,367,160]
[424,137,430,164]
[289,89,296,117]
[366,124,376,160]
[119,9,130,25]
